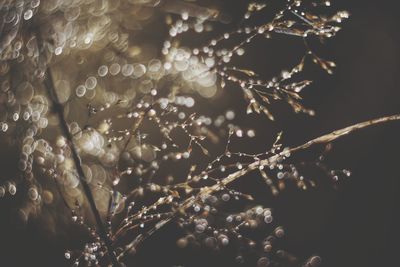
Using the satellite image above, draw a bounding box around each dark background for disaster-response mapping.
[1,0,400,266]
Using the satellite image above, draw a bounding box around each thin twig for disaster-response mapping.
[204,114,400,190]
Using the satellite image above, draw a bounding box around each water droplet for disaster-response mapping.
[24,10,33,20]
[85,76,97,90]
[121,64,134,76]
[98,65,108,77]
[28,187,39,201]
[76,85,86,97]
[8,183,17,195]
[109,63,121,75]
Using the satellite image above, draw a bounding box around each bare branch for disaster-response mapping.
[117,114,400,258]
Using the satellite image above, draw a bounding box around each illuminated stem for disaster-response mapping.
[206,114,400,190]
[117,114,400,259]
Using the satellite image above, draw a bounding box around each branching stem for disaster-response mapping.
[117,114,400,259]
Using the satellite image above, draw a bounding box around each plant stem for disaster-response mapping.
[205,114,400,190]
[43,68,121,267]
[117,114,400,259]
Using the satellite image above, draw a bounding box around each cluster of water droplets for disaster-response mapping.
[0,0,350,266]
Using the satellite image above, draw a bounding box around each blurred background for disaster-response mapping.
[1,0,399,266]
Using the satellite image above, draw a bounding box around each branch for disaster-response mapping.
[117,114,400,259]
[208,114,400,189]
[42,69,121,267]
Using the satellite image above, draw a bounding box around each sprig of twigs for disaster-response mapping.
[116,114,400,259]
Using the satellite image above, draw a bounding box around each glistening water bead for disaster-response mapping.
[85,77,97,90]
[76,85,86,97]
[8,183,16,195]
[28,187,39,201]
[109,63,121,76]
[121,64,134,76]
[98,65,108,77]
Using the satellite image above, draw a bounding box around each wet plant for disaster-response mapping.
[0,0,398,266]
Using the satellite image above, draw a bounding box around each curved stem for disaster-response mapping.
[211,114,400,189]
